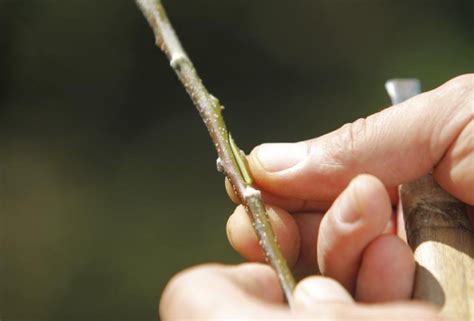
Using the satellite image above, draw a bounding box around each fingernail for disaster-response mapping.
[254,142,308,172]
[337,178,365,223]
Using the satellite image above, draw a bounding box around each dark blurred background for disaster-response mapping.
[0,0,472,320]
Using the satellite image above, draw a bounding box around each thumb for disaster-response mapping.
[159,263,286,320]
[248,74,473,205]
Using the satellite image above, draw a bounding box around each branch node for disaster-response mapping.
[216,157,224,173]
[243,186,261,200]
[170,53,187,71]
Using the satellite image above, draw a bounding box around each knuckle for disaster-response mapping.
[441,74,474,101]
[448,73,474,90]
[335,118,369,166]
[429,75,473,164]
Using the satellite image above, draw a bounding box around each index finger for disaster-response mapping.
[247,74,473,205]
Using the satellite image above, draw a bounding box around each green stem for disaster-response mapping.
[135,0,296,307]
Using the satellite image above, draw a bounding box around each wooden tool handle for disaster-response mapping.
[401,174,473,320]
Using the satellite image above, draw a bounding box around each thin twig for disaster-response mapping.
[135,0,296,306]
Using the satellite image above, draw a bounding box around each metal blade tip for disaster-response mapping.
[385,79,421,105]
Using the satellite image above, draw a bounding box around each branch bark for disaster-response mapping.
[135,0,296,306]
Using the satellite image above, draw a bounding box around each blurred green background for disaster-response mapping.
[0,0,472,320]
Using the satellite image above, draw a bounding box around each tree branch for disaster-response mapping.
[135,0,296,306]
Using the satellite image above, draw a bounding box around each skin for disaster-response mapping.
[160,74,473,320]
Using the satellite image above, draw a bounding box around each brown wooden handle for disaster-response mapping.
[401,174,474,321]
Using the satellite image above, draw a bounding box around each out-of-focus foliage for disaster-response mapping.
[0,0,472,320]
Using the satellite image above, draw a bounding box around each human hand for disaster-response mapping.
[159,74,472,320]
[159,262,441,320]
[225,74,473,298]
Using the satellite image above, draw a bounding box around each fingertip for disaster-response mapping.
[328,174,391,227]
[225,177,241,204]
[159,263,224,318]
[350,174,392,224]
[248,144,263,173]
[227,206,261,260]
[249,142,308,174]
[294,276,353,311]
[227,205,301,266]
[247,145,269,187]
[159,263,286,320]
[247,143,314,200]
[228,263,284,303]
[356,234,415,303]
